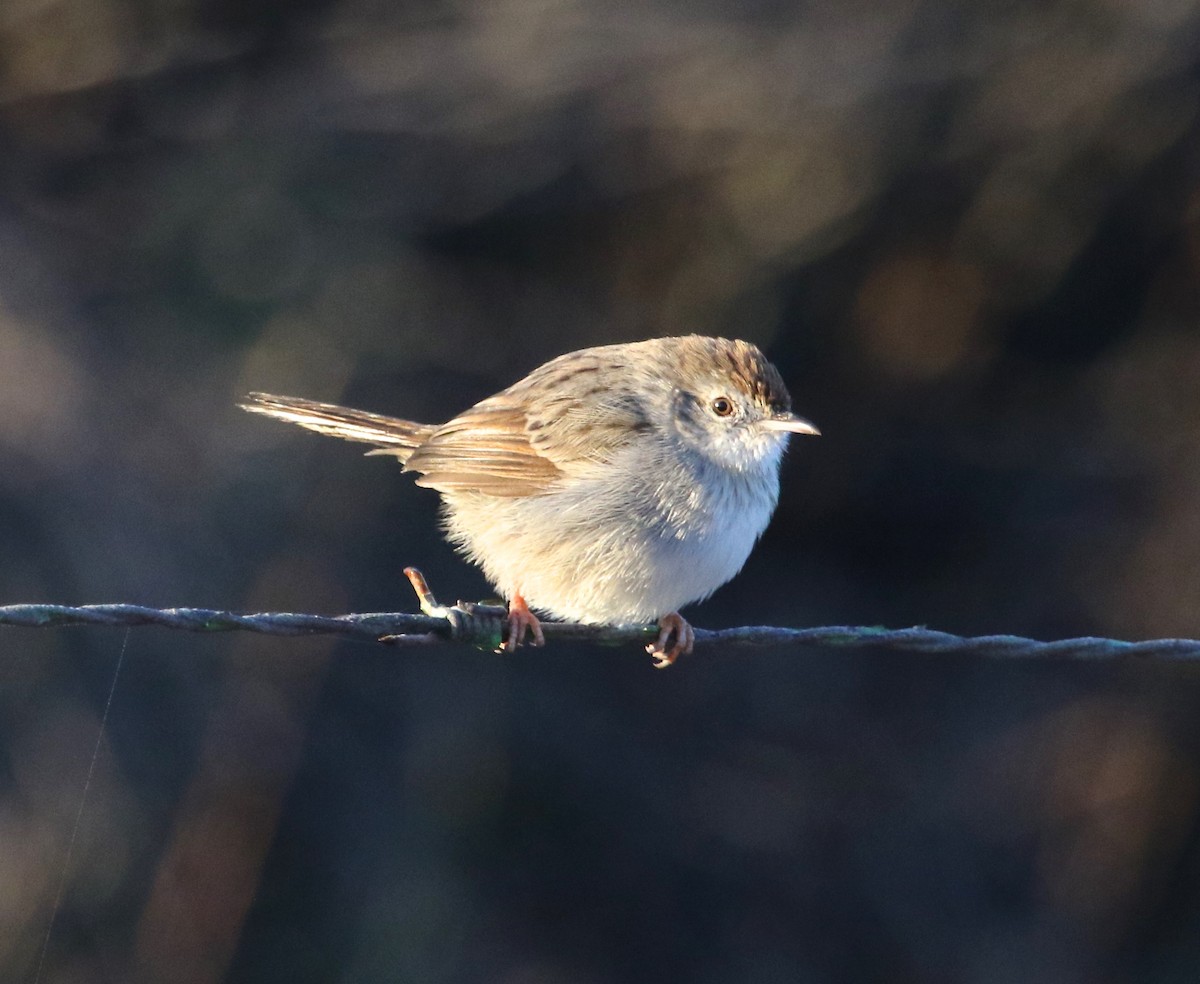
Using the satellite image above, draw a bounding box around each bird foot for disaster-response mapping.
[648,612,694,668]
[503,594,545,652]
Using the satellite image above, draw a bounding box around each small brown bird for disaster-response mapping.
[242,335,818,666]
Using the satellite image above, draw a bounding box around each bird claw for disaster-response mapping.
[502,595,544,652]
[648,612,694,668]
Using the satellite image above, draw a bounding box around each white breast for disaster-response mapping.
[441,441,784,624]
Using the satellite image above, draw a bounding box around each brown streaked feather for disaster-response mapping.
[240,393,436,464]
[405,400,564,497]
[404,368,650,498]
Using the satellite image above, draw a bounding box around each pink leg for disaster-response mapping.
[504,593,545,652]
[648,612,694,668]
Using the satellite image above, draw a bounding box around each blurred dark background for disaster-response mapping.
[4,0,1200,981]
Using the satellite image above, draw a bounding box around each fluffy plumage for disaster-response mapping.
[241,336,817,655]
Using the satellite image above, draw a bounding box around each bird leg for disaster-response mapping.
[649,612,694,668]
[504,593,545,652]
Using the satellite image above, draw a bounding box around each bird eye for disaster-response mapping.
[710,396,734,417]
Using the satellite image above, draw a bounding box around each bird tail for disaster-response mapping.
[240,392,436,464]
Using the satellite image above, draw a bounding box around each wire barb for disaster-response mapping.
[385,568,507,650]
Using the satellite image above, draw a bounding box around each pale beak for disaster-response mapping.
[760,413,821,437]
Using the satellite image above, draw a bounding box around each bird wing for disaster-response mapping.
[404,384,649,498]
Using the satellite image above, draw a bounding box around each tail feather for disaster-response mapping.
[240,392,435,463]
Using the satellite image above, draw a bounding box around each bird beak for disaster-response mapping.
[760,413,821,437]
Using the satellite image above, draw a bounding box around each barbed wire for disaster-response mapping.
[3,601,1200,661]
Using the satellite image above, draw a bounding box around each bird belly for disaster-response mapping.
[441,466,778,624]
